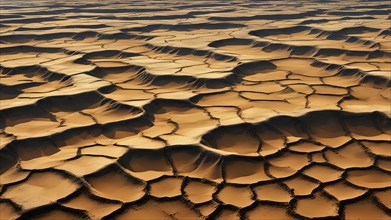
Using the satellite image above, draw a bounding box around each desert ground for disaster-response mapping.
[0,0,390,219]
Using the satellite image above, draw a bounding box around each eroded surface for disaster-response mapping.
[0,0,390,219]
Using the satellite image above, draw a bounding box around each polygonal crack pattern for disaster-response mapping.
[0,0,390,219]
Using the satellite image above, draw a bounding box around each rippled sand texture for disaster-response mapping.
[1,0,391,219]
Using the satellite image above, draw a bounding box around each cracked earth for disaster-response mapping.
[0,0,390,219]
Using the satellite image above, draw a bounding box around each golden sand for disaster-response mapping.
[0,0,390,219]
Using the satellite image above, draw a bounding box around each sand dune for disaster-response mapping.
[0,0,390,219]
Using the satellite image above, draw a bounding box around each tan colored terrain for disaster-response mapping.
[0,0,390,219]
